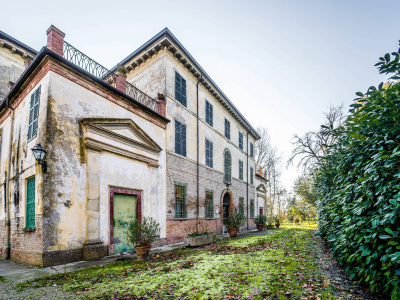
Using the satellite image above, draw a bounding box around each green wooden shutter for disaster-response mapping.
[175,72,181,102]
[27,86,41,141]
[175,182,187,218]
[250,199,254,218]
[205,190,214,218]
[26,177,36,228]
[181,77,186,106]
[224,149,231,183]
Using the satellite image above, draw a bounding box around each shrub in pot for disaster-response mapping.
[227,209,245,237]
[254,215,267,231]
[126,217,160,260]
[273,215,283,228]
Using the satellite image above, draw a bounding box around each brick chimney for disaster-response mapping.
[115,74,127,93]
[258,167,262,176]
[157,93,166,117]
[24,59,31,69]
[46,25,65,56]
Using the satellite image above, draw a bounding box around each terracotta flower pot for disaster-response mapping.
[257,224,264,231]
[135,245,151,260]
[228,228,239,237]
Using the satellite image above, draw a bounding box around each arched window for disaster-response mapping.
[224,149,231,183]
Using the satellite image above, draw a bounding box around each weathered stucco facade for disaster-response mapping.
[0,27,168,266]
[0,30,36,100]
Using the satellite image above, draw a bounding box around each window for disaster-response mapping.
[239,159,243,181]
[250,142,254,158]
[174,182,187,218]
[239,197,244,216]
[250,167,254,185]
[239,132,243,150]
[224,149,231,183]
[175,120,186,156]
[205,100,213,126]
[250,199,255,218]
[205,139,213,168]
[26,176,35,228]
[224,118,230,140]
[27,86,41,141]
[205,190,214,218]
[175,72,187,106]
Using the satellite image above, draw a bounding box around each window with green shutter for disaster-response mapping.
[26,176,36,228]
[239,197,244,216]
[224,118,230,140]
[250,167,254,185]
[239,159,243,181]
[250,199,255,218]
[174,182,187,218]
[205,100,213,126]
[175,120,186,157]
[250,142,254,158]
[239,132,243,150]
[27,86,41,142]
[205,190,214,218]
[205,139,213,168]
[175,72,187,106]
[224,149,231,183]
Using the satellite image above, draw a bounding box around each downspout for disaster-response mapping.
[246,131,249,230]
[5,98,14,259]
[196,74,203,233]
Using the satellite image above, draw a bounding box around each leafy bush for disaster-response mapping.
[227,209,245,228]
[316,46,400,298]
[254,215,267,225]
[126,217,161,247]
[273,215,283,225]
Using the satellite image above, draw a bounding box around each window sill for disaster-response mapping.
[24,228,36,232]
[205,218,216,220]
[174,218,188,221]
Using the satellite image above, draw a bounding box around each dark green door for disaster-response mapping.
[222,193,230,225]
[114,193,137,253]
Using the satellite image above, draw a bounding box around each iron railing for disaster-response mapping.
[62,41,158,112]
[126,81,158,111]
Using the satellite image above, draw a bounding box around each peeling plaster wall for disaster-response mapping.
[126,51,166,100]
[44,70,167,255]
[0,47,25,99]
[0,72,50,263]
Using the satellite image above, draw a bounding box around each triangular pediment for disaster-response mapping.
[82,118,162,154]
[257,184,267,193]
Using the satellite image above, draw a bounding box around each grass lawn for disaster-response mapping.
[23,223,336,299]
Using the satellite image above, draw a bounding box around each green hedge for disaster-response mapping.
[316,47,400,298]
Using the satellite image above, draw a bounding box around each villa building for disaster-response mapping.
[0,26,263,266]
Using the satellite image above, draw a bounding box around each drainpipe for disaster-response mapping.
[246,131,249,230]
[196,74,203,233]
[5,98,15,259]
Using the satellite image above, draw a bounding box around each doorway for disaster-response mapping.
[110,188,141,253]
[222,193,230,225]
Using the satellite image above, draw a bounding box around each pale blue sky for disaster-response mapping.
[1,0,399,188]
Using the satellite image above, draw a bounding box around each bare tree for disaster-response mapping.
[287,105,345,171]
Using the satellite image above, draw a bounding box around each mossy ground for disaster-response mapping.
[22,223,336,299]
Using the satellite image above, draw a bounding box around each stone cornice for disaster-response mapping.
[0,38,35,60]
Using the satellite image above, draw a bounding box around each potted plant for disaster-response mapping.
[126,217,161,260]
[254,215,267,231]
[273,215,282,228]
[227,209,245,237]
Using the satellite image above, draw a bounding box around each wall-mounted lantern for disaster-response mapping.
[31,144,47,173]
